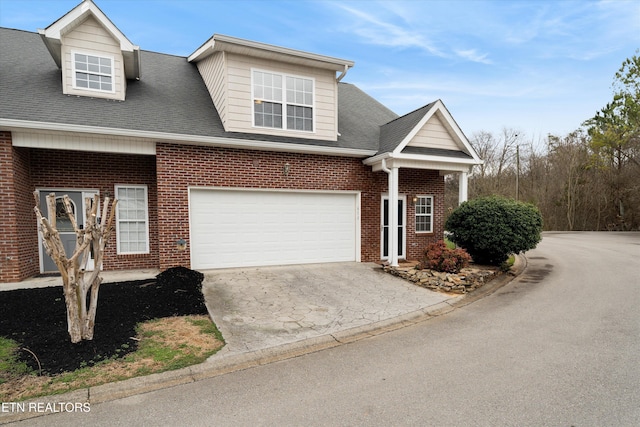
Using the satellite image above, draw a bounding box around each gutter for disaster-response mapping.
[0,119,377,158]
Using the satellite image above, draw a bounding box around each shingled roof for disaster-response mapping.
[378,102,437,155]
[0,27,400,154]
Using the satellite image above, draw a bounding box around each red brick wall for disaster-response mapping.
[0,132,38,282]
[156,143,445,269]
[399,168,445,260]
[28,148,158,273]
[1,137,446,283]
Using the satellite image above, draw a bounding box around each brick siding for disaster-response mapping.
[28,148,159,273]
[0,132,37,281]
[155,143,445,270]
[0,134,445,283]
[0,137,158,283]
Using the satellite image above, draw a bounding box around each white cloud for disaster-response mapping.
[333,3,445,57]
[455,49,492,64]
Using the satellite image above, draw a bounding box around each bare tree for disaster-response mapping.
[34,192,117,343]
[468,128,524,199]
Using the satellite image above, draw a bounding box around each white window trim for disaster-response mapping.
[251,68,316,133]
[71,50,116,94]
[415,195,434,234]
[115,184,150,255]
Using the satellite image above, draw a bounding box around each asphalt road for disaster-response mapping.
[14,232,640,426]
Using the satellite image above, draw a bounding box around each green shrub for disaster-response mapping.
[422,240,471,273]
[445,196,543,265]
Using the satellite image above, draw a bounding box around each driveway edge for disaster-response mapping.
[1,255,525,424]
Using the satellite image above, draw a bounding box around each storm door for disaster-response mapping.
[381,195,406,259]
[38,190,98,273]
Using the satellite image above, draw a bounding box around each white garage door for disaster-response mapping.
[189,189,359,269]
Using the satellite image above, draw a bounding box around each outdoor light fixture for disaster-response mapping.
[176,238,187,251]
[283,163,291,176]
[412,195,418,204]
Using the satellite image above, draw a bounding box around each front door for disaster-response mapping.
[38,190,98,273]
[381,195,406,259]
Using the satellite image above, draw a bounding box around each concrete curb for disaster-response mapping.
[1,255,526,425]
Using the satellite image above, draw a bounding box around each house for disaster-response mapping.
[0,0,482,284]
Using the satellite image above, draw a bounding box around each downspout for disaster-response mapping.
[381,158,399,267]
[336,64,350,82]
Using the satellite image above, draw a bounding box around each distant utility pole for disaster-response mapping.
[515,143,520,201]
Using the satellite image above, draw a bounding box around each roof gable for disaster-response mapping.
[38,0,140,79]
[379,100,481,163]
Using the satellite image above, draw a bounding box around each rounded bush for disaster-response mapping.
[445,196,543,265]
[422,240,471,273]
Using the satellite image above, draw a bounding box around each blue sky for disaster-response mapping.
[1,0,638,142]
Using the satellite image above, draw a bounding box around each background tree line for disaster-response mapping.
[447,52,640,231]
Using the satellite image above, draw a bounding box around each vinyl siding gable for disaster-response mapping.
[196,51,338,141]
[406,113,460,151]
[60,16,126,101]
[196,52,228,128]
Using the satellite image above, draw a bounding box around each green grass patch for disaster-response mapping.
[444,238,456,250]
[500,255,516,272]
[2,315,225,401]
[187,317,225,343]
[0,337,33,384]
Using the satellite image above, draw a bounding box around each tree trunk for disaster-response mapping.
[34,192,117,343]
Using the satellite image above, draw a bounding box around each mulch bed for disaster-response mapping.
[0,267,208,375]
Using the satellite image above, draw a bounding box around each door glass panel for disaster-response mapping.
[382,198,404,258]
[383,200,389,255]
[55,197,75,232]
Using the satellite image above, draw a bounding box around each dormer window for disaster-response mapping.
[252,70,314,132]
[73,52,114,92]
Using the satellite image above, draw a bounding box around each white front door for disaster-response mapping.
[381,195,406,259]
[38,189,99,273]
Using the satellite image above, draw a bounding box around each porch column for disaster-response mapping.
[459,171,468,205]
[388,166,399,267]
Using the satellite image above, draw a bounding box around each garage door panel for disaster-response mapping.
[190,190,358,269]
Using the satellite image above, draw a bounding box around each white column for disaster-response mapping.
[389,167,399,267]
[459,171,468,205]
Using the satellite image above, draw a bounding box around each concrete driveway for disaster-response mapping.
[201,262,454,355]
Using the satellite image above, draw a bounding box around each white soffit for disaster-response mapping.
[12,131,156,155]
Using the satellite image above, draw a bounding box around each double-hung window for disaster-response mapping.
[415,195,434,233]
[253,70,314,132]
[73,52,114,92]
[115,185,149,254]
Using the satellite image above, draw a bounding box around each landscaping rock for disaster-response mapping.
[383,264,501,294]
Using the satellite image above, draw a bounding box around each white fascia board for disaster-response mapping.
[363,152,480,173]
[391,100,483,164]
[394,152,481,165]
[188,34,354,71]
[362,152,391,166]
[432,101,483,164]
[391,103,439,155]
[188,34,216,62]
[0,119,375,158]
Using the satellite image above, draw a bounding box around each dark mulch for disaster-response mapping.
[0,267,208,375]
